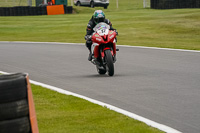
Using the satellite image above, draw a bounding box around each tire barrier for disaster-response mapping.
[0,6,72,16]
[64,5,73,14]
[0,73,39,133]
[151,0,200,9]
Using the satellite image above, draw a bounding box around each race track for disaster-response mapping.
[1,42,200,133]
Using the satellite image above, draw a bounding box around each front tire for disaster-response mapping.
[105,50,114,76]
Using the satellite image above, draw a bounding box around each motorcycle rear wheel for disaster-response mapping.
[105,50,114,76]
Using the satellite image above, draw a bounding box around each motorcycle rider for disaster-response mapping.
[85,10,117,61]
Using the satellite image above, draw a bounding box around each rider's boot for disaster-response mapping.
[86,42,92,61]
[88,52,92,61]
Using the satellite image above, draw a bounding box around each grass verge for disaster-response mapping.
[31,84,163,133]
[0,0,200,50]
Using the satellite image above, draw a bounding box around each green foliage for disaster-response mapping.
[31,84,163,133]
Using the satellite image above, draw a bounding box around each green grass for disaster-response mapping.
[0,0,35,7]
[31,84,163,133]
[0,0,200,50]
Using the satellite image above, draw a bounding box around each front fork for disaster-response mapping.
[91,43,99,59]
[91,42,117,65]
[101,43,117,63]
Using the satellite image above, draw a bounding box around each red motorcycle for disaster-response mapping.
[90,22,119,76]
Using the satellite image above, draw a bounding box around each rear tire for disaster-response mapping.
[105,50,114,76]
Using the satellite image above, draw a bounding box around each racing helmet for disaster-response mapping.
[93,10,105,24]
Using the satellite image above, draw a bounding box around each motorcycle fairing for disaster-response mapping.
[92,31,116,44]
[93,43,100,58]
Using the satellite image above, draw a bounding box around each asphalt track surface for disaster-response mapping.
[1,42,200,133]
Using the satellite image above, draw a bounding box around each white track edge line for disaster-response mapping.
[1,41,200,53]
[0,71,182,133]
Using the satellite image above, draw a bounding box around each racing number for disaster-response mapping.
[101,29,106,33]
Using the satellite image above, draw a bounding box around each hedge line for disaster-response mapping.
[151,0,200,9]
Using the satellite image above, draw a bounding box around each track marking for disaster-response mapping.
[0,71,182,133]
[117,45,200,53]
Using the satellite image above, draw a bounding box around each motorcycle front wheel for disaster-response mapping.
[105,50,114,76]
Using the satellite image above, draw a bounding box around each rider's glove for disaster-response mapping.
[114,30,118,35]
[84,35,88,40]
[85,35,92,40]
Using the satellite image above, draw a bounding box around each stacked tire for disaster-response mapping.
[0,73,31,133]
[64,6,73,14]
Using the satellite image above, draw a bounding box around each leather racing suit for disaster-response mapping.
[85,17,116,51]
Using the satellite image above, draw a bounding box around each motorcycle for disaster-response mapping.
[88,22,119,76]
